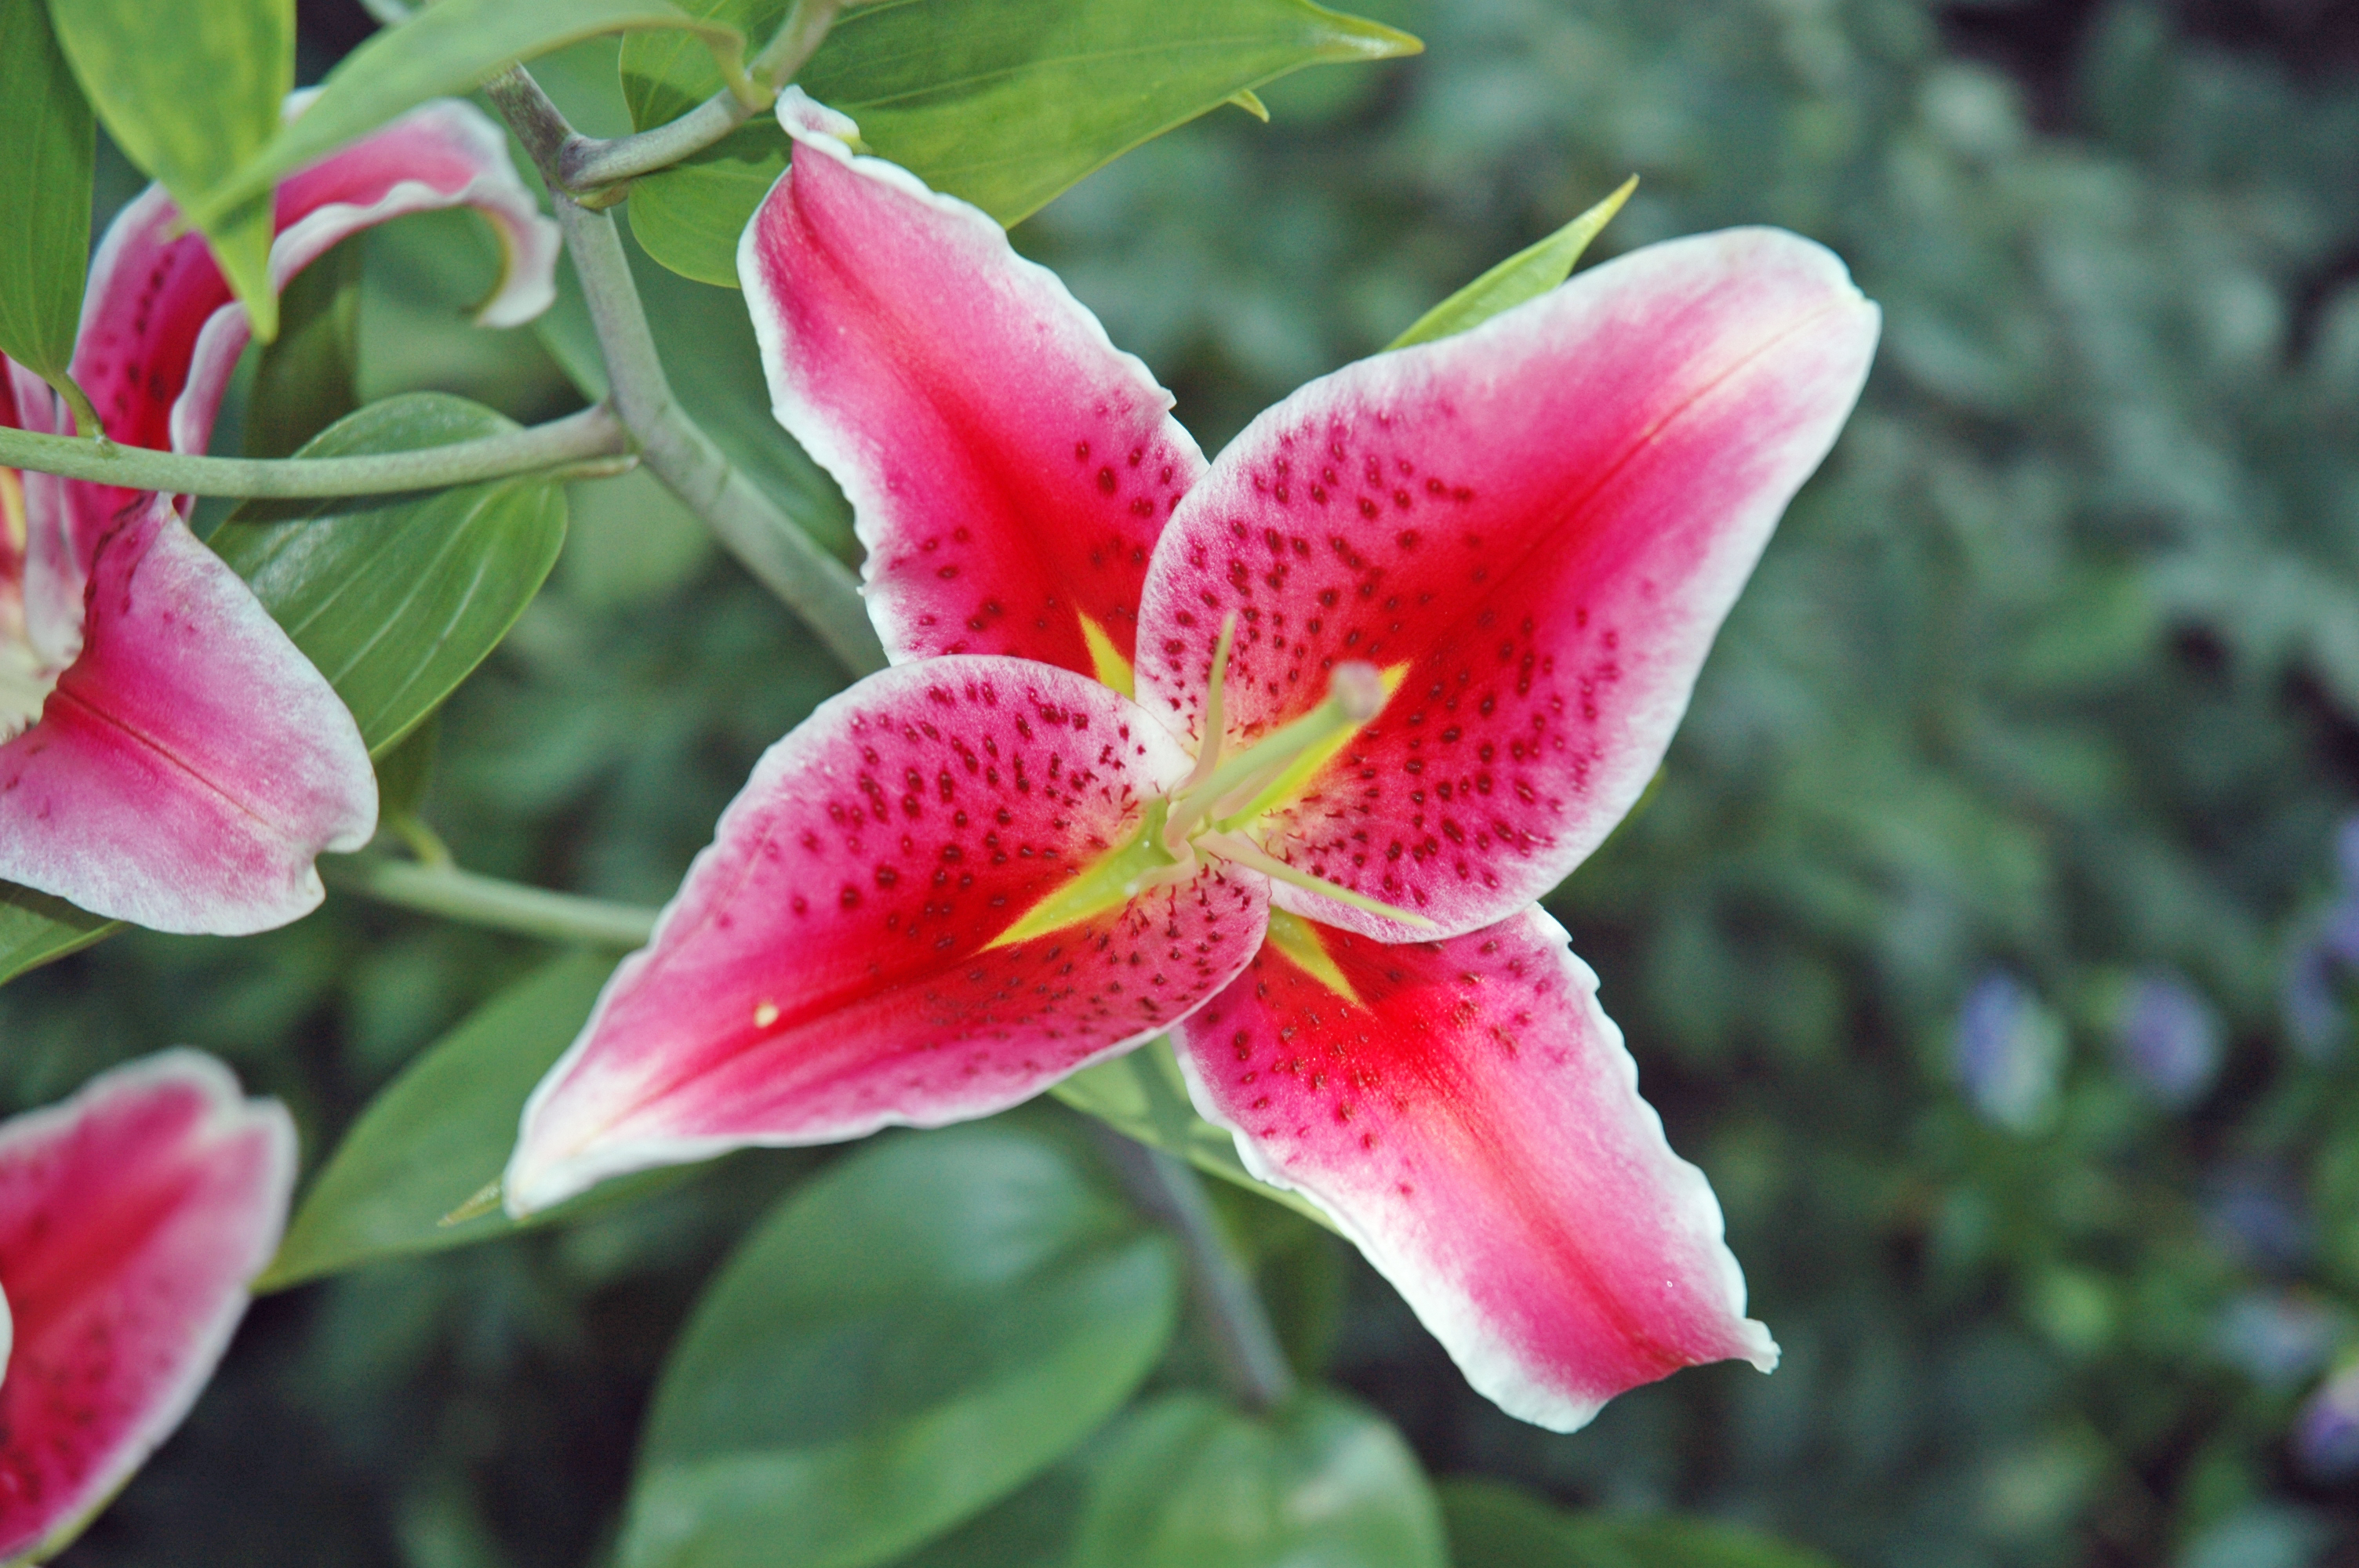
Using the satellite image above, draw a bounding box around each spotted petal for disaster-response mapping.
[1172,907,1772,1432]
[741,90,1204,684]
[0,496,376,935]
[0,1052,295,1563]
[1135,229,1879,939]
[507,656,1268,1215]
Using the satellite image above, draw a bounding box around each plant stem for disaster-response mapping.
[485,65,885,675]
[0,405,627,499]
[325,855,659,948]
[1093,1126,1299,1414]
[558,0,846,192]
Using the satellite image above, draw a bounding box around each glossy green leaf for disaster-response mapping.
[1052,1038,1338,1234]
[260,950,646,1290]
[0,0,93,416]
[49,0,291,339]
[212,392,570,757]
[374,712,442,822]
[1067,1391,1447,1568]
[0,884,112,988]
[885,1461,1092,1568]
[192,0,752,228]
[620,0,1422,286]
[618,1122,1182,1568]
[1388,176,1637,350]
[1441,1480,1841,1568]
[243,234,362,460]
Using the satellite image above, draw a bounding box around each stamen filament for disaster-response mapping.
[1194,830,1435,927]
[1165,662,1386,849]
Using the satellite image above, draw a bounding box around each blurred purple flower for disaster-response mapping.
[2205,1169,2311,1274]
[2333,815,2359,889]
[2114,969,2223,1107]
[2283,943,2342,1059]
[2217,1290,2335,1388]
[2293,1363,2359,1479]
[1955,971,2065,1134]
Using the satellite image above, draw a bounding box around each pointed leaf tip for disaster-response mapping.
[1306,4,1423,61]
[1390,175,1637,349]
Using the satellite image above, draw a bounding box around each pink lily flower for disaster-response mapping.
[0,99,559,935]
[508,91,1878,1430]
[0,1051,295,1560]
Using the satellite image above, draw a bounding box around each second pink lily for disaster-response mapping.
[0,98,557,936]
[508,90,1879,1431]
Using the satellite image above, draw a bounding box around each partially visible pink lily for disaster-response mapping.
[0,1051,295,1561]
[0,98,559,935]
[507,90,1877,1430]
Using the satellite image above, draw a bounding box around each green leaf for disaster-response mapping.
[0,0,93,420]
[618,1121,1182,1568]
[191,0,754,229]
[49,0,291,339]
[620,0,1423,286]
[1441,1480,1841,1568]
[885,1461,1092,1568]
[212,392,570,757]
[260,950,661,1290]
[0,884,112,988]
[374,712,442,823]
[242,234,363,460]
[1388,176,1637,350]
[1067,1391,1447,1568]
[1051,1038,1338,1234]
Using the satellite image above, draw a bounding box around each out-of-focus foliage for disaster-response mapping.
[7,1,2359,1564]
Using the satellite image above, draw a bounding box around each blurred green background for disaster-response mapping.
[9,0,2359,1563]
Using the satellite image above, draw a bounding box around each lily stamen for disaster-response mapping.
[1164,655,1389,852]
[1193,829,1434,927]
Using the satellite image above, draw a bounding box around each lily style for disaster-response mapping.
[507,90,1878,1430]
[0,1052,294,1563]
[0,98,558,935]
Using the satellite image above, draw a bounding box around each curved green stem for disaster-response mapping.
[1093,1126,1299,1413]
[0,404,627,498]
[485,64,885,675]
[325,855,659,948]
[558,0,846,191]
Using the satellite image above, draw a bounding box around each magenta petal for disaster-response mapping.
[741,91,1205,681]
[0,498,376,934]
[1135,229,1879,939]
[1173,907,1774,1432]
[67,98,558,555]
[0,1051,296,1561]
[507,655,1268,1214]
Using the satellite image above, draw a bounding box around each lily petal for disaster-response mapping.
[0,1051,296,1563]
[0,496,377,935]
[1135,229,1879,939]
[1172,906,1773,1432]
[507,655,1267,1215]
[66,96,558,564]
[742,90,1204,686]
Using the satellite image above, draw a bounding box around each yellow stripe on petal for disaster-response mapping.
[1078,612,1135,697]
[1262,908,1362,1007]
[0,469,25,555]
[987,804,1180,949]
